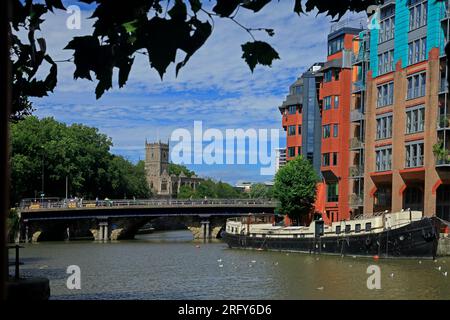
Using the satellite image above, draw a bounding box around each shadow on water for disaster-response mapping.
[16,231,450,300]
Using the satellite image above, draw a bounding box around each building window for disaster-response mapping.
[322,153,330,166]
[378,49,394,74]
[378,5,395,43]
[376,114,393,139]
[355,224,361,233]
[288,105,296,114]
[297,146,302,155]
[298,125,302,135]
[323,96,332,110]
[288,147,295,157]
[324,70,333,82]
[405,141,424,168]
[406,105,425,134]
[377,82,394,107]
[334,96,339,108]
[335,226,341,234]
[328,36,344,55]
[327,182,339,202]
[375,146,392,172]
[409,0,427,31]
[333,124,338,137]
[288,125,296,136]
[323,124,331,138]
[408,37,427,65]
[345,225,351,233]
[365,222,372,232]
[293,85,303,95]
[407,72,426,100]
[332,152,338,166]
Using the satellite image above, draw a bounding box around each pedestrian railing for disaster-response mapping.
[20,198,278,210]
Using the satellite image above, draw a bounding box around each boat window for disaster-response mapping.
[336,226,341,234]
[365,222,372,232]
[293,234,298,238]
[345,225,351,233]
[355,224,361,233]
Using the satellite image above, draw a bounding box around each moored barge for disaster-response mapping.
[222,211,445,259]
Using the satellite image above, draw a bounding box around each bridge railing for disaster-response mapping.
[20,198,277,210]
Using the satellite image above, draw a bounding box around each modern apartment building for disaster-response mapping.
[279,0,450,224]
[363,0,448,221]
[279,22,362,224]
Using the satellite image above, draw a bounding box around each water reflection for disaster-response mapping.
[13,230,450,300]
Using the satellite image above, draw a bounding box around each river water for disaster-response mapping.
[13,230,450,300]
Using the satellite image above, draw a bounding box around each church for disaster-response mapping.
[145,140,202,197]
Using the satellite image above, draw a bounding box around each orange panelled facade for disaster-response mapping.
[279,27,361,226]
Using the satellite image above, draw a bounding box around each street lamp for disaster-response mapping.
[40,145,45,203]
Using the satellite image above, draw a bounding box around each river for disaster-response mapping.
[13,230,450,300]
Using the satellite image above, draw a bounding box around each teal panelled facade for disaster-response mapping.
[370,0,444,77]
[393,0,409,68]
[369,26,379,77]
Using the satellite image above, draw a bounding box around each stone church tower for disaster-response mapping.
[145,141,170,196]
[145,140,202,197]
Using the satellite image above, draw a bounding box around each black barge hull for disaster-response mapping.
[222,217,440,259]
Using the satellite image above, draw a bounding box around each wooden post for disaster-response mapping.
[0,0,12,301]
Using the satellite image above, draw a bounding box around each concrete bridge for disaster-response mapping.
[18,198,277,242]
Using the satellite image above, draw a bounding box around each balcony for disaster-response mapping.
[440,78,448,94]
[349,137,364,150]
[352,80,365,93]
[437,113,450,129]
[349,165,364,178]
[352,51,369,65]
[350,109,364,122]
[349,194,363,208]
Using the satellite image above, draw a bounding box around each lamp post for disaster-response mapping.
[40,145,45,204]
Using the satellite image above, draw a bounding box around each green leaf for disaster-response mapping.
[265,28,275,37]
[241,41,280,72]
[241,0,271,12]
[213,0,243,17]
[168,0,187,21]
[44,0,66,12]
[122,20,138,33]
[293,0,303,15]
[188,0,202,13]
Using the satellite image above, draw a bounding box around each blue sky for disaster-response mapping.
[30,1,366,185]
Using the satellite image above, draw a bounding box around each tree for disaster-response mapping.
[273,156,318,225]
[10,116,150,202]
[249,183,272,199]
[8,0,385,119]
[168,163,194,177]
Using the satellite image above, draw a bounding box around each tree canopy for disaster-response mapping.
[273,156,318,224]
[176,178,247,199]
[10,116,151,203]
[9,0,385,119]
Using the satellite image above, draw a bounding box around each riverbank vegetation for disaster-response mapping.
[273,156,318,225]
[11,116,150,204]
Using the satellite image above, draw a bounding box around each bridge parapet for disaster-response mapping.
[20,198,278,212]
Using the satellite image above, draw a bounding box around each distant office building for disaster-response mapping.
[274,148,287,173]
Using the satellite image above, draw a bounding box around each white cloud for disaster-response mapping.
[30,1,366,184]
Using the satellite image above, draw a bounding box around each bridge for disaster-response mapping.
[19,198,277,242]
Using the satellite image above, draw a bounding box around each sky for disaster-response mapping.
[29,1,367,185]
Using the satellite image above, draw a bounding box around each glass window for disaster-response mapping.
[407,72,426,99]
[298,125,302,135]
[365,222,372,232]
[322,153,330,166]
[324,96,332,110]
[288,105,296,114]
[334,96,339,108]
[355,224,361,233]
[377,82,394,107]
[327,182,339,202]
[324,70,332,82]
[332,152,338,166]
[336,226,341,234]
[405,141,424,168]
[288,125,296,136]
[333,124,338,137]
[288,147,295,157]
[406,105,425,134]
[345,225,351,233]
[323,124,331,138]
